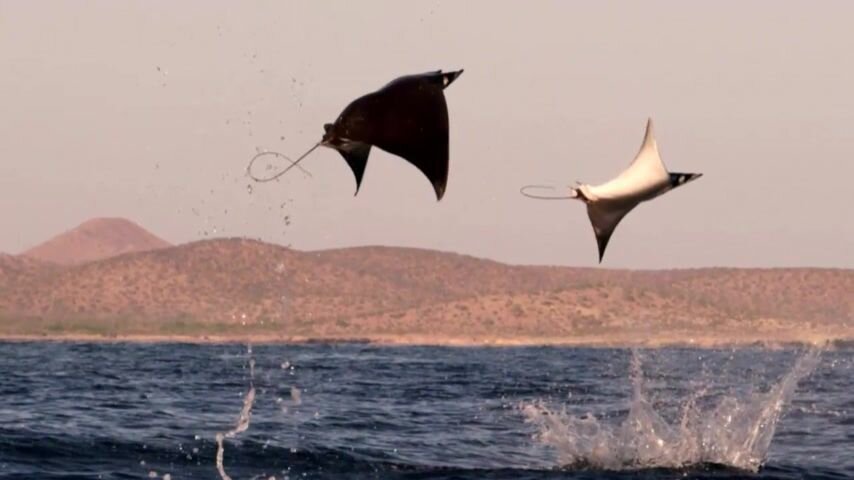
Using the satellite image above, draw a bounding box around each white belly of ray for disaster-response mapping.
[574,118,688,262]
[580,119,669,204]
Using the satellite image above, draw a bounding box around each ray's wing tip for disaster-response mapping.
[594,230,611,264]
[637,117,659,157]
[434,184,447,201]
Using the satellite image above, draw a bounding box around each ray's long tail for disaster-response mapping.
[519,184,582,201]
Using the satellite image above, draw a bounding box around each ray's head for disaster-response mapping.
[668,172,703,189]
[440,69,464,88]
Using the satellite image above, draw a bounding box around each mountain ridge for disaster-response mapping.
[21,217,171,265]
[1,230,851,344]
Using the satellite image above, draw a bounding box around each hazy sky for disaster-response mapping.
[1,1,852,269]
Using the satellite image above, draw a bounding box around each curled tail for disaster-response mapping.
[519,184,583,201]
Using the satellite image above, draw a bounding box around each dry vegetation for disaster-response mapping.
[1,234,852,344]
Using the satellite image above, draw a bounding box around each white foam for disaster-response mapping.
[215,345,257,480]
[521,348,821,472]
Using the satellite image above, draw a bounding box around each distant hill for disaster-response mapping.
[21,218,171,265]
[1,236,851,345]
[0,253,56,289]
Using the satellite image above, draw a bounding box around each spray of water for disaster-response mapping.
[215,345,257,480]
[521,348,822,472]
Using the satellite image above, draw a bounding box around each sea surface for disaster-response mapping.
[0,341,851,480]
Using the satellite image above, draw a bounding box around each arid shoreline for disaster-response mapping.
[0,332,846,348]
[4,238,852,350]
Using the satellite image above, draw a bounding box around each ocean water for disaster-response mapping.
[0,341,851,480]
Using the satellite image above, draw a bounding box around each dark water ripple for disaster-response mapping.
[0,342,851,479]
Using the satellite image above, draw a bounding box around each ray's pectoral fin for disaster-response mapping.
[586,202,637,263]
[378,134,449,201]
[335,143,372,195]
[397,150,448,201]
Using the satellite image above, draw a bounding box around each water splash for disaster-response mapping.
[521,348,822,472]
[215,345,257,480]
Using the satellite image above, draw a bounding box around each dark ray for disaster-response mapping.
[322,69,463,200]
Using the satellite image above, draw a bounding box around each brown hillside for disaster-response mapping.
[21,218,171,265]
[0,238,851,343]
[0,254,55,289]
